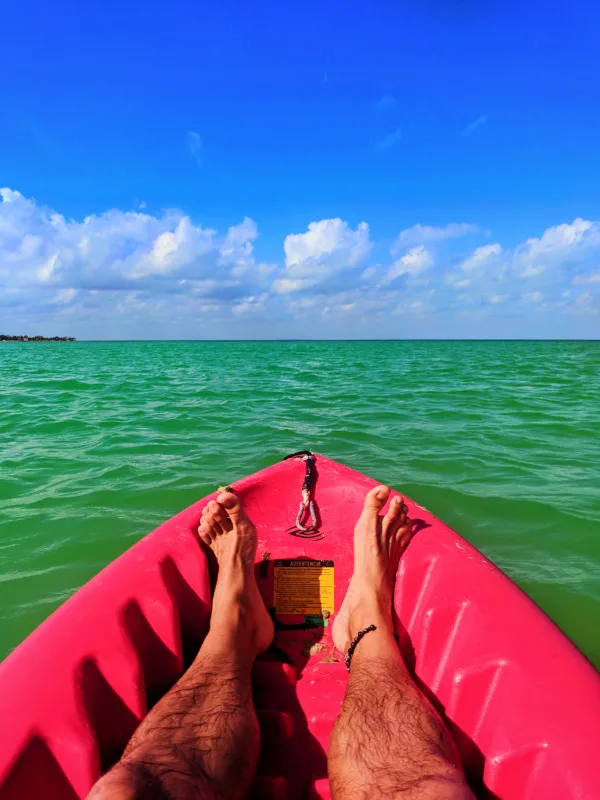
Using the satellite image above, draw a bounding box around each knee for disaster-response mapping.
[411,771,475,800]
[86,762,168,800]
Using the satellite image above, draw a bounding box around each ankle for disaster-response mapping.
[348,600,394,642]
[201,619,259,664]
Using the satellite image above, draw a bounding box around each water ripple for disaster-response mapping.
[0,340,599,664]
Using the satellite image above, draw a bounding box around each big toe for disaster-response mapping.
[362,485,391,516]
[216,490,247,522]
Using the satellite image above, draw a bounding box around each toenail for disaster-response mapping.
[376,489,387,500]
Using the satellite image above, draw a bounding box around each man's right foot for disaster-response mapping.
[198,491,274,655]
[332,485,413,655]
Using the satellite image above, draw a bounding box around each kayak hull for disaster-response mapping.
[0,455,599,799]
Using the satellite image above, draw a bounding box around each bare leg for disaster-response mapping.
[329,486,474,800]
[88,492,274,800]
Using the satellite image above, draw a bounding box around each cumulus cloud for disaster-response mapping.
[361,265,377,281]
[49,288,78,305]
[232,293,268,315]
[452,278,471,289]
[394,223,478,248]
[1,189,598,336]
[273,218,372,294]
[443,218,600,319]
[129,217,216,278]
[460,243,503,271]
[568,291,599,315]
[0,188,267,321]
[515,218,600,278]
[522,292,543,303]
[573,272,600,285]
[380,246,433,285]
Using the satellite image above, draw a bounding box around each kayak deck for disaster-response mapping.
[0,455,599,799]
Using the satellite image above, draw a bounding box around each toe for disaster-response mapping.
[362,485,391,516]
[395,519,413,547]
[198,518,215,544]
[203,503,225,536]
[207,499,230,533]
[383,495,403,529]
[216,491,247,522]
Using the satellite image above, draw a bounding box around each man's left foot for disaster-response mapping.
[332,485,413,656]
[198,492,274,654]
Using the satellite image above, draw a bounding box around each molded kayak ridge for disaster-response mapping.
[0,455,598,799]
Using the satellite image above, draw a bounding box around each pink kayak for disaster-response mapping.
[0,454,599,799]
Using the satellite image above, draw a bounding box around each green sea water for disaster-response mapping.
[1,341,599,666]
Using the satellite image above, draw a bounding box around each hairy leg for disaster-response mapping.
[329,486,474,800]
[88,492,273,800]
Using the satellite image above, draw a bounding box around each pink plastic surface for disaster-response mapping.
[0,455,599,799]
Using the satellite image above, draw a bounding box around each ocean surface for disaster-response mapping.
[1,340,599,667]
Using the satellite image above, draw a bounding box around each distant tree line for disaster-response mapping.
[0,335,76,342]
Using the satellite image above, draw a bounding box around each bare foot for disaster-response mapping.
[332,485,413,655]
[198,491,274,655]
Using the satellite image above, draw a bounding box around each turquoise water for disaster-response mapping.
[1,341,599,666]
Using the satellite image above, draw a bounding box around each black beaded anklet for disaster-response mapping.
[345,624,377,671]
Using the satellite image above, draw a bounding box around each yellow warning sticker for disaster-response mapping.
[274,559,334,616]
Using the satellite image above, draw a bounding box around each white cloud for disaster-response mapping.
[573,272,600,285]
[0,188,266,315]
[2,188,598,335]
[570,291,598,315]
[218,217,266,284]
[394,223,478,248]
[49,288,77,305]
[232,293,267,315]
[37,253,61,283]
[273,218,372,294]
[441,218,600,320]
[375,128,402,150]
[361,266,377,281]
[461,115,488,137]
[522,292,543,303]
[515,218,600,278]
[187,131,202,167]
[285,219,370,271]
[519,218,594,259]
[272,277,312,295]
[520,264,545,278]
[220,217,259,263]
[380,246,433,285]
[376,96,396,111]
[460,243,503,271]
[130,217,216,278]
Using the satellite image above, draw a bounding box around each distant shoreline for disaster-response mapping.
[0,335,76,342]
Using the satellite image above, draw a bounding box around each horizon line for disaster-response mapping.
[17,337,599,343]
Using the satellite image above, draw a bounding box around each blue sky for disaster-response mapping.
[1,0,599,338]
